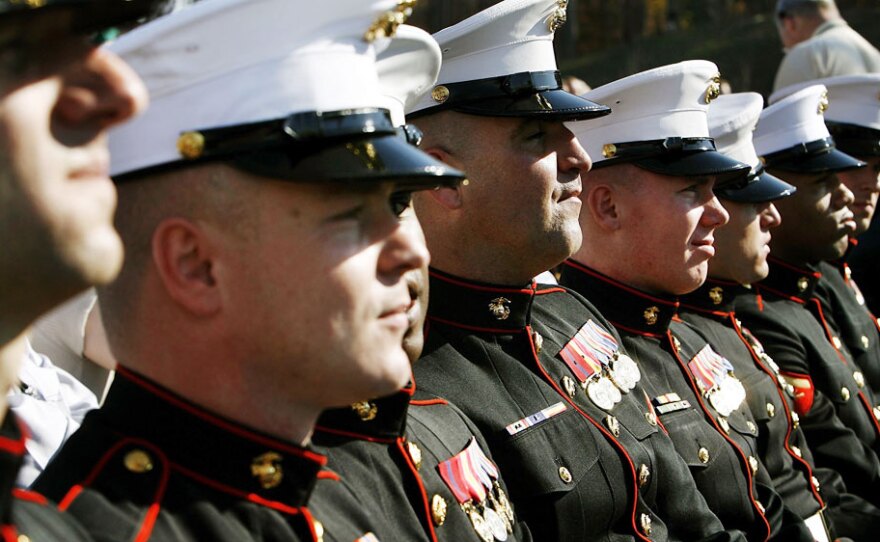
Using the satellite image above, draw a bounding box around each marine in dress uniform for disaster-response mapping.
[410,3,743,540]
[561,61,811,541]
[33,0,464,540]
[679,91,873,541]
[0,0,165,539]
[736,84,880,509]
[770,75,880,397]
[309,28,529,542]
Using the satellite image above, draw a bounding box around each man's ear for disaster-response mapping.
[151,218,222,316]
[585,183,622,232]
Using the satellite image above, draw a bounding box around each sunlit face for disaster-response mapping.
[612,169,730,295]
[769,170,855,262]
[710,200,782,284]
[838,156,880,235]
[400,206,429,364]
[0,12,147,314]
[218,175,429,408]
[448,116,591,278]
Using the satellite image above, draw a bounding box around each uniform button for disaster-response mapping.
[747,421,757,434]
[18,536,30,542]
[862,335,870,349]
[832,336,842,349]
[698,447,710,464]
[532,330,544,353]
[313,520,324,542]
[841,387,851,401]
[811,476,821,491]
[558,466,573,484]
[717,416,730,434]
[874,406,880,421]
[124,449,154,474]
[407,441,422,470]
[748,456,759,475]
[766,402,776,417]
[792,446,802,458]
[638,464,651,488]
[604,415,621,437]
[562,376,577,398]
[431,494,448,526]
[672,336,682,353]
[756,501,765,514]
[645,411,658,426]
[791,412,800,428]
[854,371,866,389]
[640,513,653,536]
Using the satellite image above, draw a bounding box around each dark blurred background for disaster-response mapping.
[407,0,879,99]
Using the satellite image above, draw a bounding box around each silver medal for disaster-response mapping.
[483,506,509,541]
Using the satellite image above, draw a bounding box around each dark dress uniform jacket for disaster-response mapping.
[310,386,531,541]
[415,268,744,542]
[33,367,325,541]
[680,279,880,541]
[735,257,880,508]
[813,256,880,396]
[558,261,806,542]
[0,414,93,541]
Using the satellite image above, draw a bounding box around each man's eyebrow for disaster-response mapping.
[509,118,541,140]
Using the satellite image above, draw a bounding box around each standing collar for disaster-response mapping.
[102,367,326,507]
[313,387,412,443]
[756,256,822,302]
[679,278,750,317]
[426,268,549,331]
[558,260,678,335]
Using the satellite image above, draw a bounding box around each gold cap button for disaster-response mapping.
[177,131,205,160]
[558,466,573,484]
[854,371,865,389]
[841,387,851,401]
[407,441,422,470]
[862,336,870,349]
[604,415,621,437]
[766,402,776,417]
[124,449,154,474]
[638,464,651,488]
[792,446,802,458]
[640,513,653,536]
[431,494,448,526]
[748,456,759,475]
[698,447,710,464]
[602,143,617,158]
[431,85,449,103]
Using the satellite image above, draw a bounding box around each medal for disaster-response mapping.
[709,386,734,417]
[608,352,640,391]
[482,506,509,541]
[464,503,494,542]
[586,376,618,410]
[561,320,635,399]
[493,484,515,527]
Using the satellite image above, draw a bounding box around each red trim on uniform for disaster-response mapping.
[755,284,806,305]
[729,315,824,507]
[58,484,84,511]
[316,470,340,481]
[134,503,161,542]
[312,425,397,444]
[394,437,439,542]
[426,315,519,334]
[12,488,47,505]
[778,371,815,417]
[534,286,567,295]
[171,462,304,516]
[301,507,320,542]
[667,330,772,542]
[0,525,17,542]
[563,260,680,309]
[768,257,822,278]
[116,367,327,466]
[0,429,26,456]
[410,398,449,406]
[755,293,764,312]
[607,320,665,339]
[525,325,651,542]
[429,271,533,295]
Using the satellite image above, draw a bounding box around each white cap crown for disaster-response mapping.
[754,84,831,157]
[709,93,765,168]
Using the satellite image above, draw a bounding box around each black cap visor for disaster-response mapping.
[409,70,611,122]
[0,0,165,34]
[114,108,464,189]
[827,122,880,158]
[762,137,865,173]
[715,166,796,203]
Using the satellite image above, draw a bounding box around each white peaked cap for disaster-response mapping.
[755,85,831,156]
[769,74,880,131]
[375,25,441,127]
[567,60,720,164]
[108,0,413,177]
[709,93,764,168]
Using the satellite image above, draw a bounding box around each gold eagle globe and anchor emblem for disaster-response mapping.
[708,286,724,305]
[643,306,660,326]
[251,452,284,489]
[488,297,512,320]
